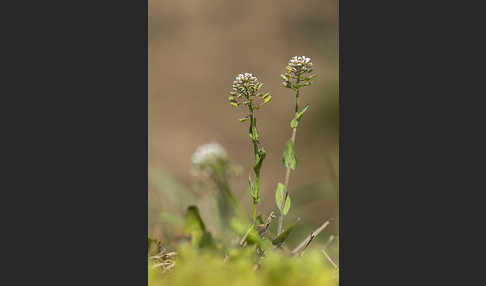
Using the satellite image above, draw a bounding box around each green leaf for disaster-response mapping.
[198,231,216,249]
[256,215,264,225]
[258,92,270,99]
[290,119,298,128]
[184,206,206,234]
[295,104,310,121]
[264,95,272,103]
[249,176,256,199]
[282,139,296,170]
[184,206,207,247]
[231,219,263,246]
[239,117,249,123]
[230,102,238,108]
[253,148,266,174]
[275,183,291,215]
[259,238,274,252]
[251,125,259,141]
[272,218,300,245]
[283,195,291,215]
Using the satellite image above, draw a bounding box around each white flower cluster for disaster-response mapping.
[231,73,261,97]
[286,56,313,77]
[192,142,227,168]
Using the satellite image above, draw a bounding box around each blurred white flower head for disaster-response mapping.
[192,142,228,168]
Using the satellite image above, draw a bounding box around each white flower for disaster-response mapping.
[286,56,313,77]
[192,142,228,167]
[231,72,261,97]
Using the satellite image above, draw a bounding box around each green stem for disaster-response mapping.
[219,179,239,210]
[253,203,257,224]
[249,105,259,158]
[249,101,262,224]
[277,76,301,235]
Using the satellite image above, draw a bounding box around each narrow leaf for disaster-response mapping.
[282,139,297,170]
[252,126,259,141]
[295,104,310,121]
[283,194,291,215]
[260,92,270,99]
[254,148,266,174]
[275,183,285,211]
[276,183,291,215]
[272,218,301,246]
[249,175,256,199]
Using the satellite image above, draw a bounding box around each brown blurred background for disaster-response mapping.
[149,0,338,253]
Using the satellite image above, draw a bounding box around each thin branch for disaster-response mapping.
[321,248,338,270]
[257,211,276,235]
[239,223,255,246]
[291,219,331,255]
[323,235,335,249]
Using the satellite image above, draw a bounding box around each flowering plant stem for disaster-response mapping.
[228,72,269,226]
[249,103,261,224]
[277,76,301,235]
[206,159,238,205]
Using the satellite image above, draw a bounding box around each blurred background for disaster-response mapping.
[149,0,338,258]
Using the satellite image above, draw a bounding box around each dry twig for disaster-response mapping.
[291,219,331,255]
[239,223,255,246]
[257,211,276,235]
[321,248,338,270]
